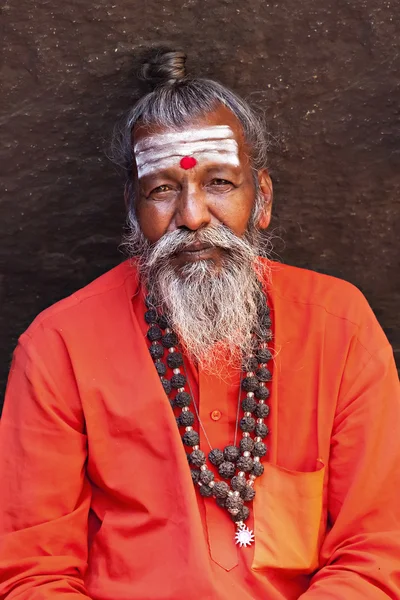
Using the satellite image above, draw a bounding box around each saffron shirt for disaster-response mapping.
[0,259,399,600]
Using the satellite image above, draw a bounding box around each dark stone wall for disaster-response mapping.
[1,0,399,404]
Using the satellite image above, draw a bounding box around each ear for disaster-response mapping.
[256,169,273,230]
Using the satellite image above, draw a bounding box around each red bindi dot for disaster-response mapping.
[180,156,197,170]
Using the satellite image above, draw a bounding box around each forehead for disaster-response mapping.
[132,104,249,160]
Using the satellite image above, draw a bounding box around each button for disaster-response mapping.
[211,410,221,421]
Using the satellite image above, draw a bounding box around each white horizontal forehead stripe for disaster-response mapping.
[134,125,235,154]
[137,151,239,179]
[135,139,238,169]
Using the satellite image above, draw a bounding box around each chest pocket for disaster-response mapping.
[252,460,325,573]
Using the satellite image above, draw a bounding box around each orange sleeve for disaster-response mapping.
[300,340,400,598]
[0,327,92,599]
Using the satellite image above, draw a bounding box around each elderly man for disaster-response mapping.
[1,49,399,600]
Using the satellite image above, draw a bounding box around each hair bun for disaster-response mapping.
[140,48,187,90]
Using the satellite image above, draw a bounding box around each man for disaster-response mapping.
[1,49,399,599]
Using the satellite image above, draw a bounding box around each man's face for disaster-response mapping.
[132,105,270,270]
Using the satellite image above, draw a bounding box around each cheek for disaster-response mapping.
[135,201,172,243]
[217,190,254,235]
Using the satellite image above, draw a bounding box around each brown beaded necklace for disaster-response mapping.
[145,287,272,548]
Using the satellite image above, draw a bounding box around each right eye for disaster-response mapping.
[151,185,172,194]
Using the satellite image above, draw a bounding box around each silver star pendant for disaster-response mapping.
[234,523,255,548]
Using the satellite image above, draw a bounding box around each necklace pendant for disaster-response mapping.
[234,522,255,548]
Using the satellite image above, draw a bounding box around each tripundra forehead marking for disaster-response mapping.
[134,125,240,178]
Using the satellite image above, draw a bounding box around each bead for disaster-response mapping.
[242,356,258,372]
[241,376,258,392]
[231,505,250,522]
[213,481,230,499]
[254,385,270,400]
[171,373,187,389]
[218,461,236,479]
[144,309,158,324]
[223,445,240,463]
[166,352,184,369]
[147,325,162,342]
[190,469,200,484]
[241,485,256,502]
[256,367,272,382]
[231,475,247,492]
[175,391,191,407]
[240,416,256,433]
[149,343,164,360]
[225,493,244,515]
[160,377,172,394]
[216,496,226,508]
[162,332,178,348]
[178,411,195,427]
[200,469,214,485]
[155,361,167,376]
[145,296,156,308]
[256,348,272,363]
[240,437,255,453]
[237,455,254,472]
[157,314,170,330]
[255,403,270,419]
[183,430,200,447]
[253,441,267,457]
[199,484,213,497]
[208,448,224,466]
[252,462,265,477]
[241,396,257,413]
[255,423,269,438]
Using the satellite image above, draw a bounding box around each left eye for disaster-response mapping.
[211,179,232,185]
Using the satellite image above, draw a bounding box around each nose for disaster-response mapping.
[174,185,211,231]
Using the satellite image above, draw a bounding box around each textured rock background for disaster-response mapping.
[1,0,399,404]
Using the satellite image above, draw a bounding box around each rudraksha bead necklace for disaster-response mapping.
[145,290,272,548]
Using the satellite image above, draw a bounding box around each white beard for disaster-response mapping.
[127,223,269,375]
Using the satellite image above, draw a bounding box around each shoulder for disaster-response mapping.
[267,261,365,318]
[263,259,390,356]
[23,260,139,339]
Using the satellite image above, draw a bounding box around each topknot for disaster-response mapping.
[139,48,187,90]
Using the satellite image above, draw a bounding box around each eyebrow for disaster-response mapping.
[139,161,242,184]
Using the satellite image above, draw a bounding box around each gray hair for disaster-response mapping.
[111,49,270,222]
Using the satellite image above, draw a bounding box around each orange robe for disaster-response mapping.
[1,259,399,599]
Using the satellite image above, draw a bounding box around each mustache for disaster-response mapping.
[142,225,257,268]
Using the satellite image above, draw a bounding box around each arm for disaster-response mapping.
[0,326,92,599]
[300,342,400,598]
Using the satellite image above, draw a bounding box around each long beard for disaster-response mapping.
[124,218,270,375]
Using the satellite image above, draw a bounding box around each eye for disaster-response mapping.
[210,178,233,186]
[146,184,176,199]
[151,184,173,194]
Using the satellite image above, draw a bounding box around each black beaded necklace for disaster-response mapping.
[144,288,272,548]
